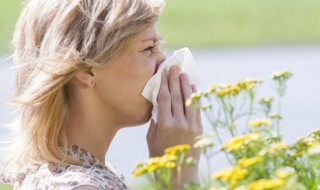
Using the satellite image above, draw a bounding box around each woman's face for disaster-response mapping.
[94,25,165,127]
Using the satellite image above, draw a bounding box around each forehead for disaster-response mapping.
[115,25,161,58]
[136,25,161,42]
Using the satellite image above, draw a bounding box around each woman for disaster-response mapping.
[0,0,203,189]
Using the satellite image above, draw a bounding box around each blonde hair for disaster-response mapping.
[1,0,164,181]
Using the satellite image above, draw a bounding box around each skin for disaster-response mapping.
[65,25,203,189]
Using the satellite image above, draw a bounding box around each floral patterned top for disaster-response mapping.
[0,145,129,190]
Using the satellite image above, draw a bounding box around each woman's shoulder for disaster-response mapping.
[71,186,102,190]
[15,161,129,190]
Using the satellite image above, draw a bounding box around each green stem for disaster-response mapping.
[245,91,254,132]
[204,110,223,145]
[205,154,212,188]
[176,153,186,190]
[276,88,282,138]
[221,99,236,137]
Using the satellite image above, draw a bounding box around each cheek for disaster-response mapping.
[126,59,156,89]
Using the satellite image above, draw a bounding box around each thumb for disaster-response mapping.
[147,119,157,142]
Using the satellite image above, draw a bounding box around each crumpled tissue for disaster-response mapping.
[141,47,201,123]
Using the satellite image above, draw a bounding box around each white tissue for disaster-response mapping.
[141,47,201,123]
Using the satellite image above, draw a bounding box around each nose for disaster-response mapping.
[155,52,166,71]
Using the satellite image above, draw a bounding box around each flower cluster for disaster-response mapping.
[132,154,177,177]
[271,70,293,81]
[248,119,270,127]
[221,132,260,151]
[237,156,264,168]
[132,144,191,178]
[165,144,190,155]
[247,179,285,190]
[212,166,249,188]
[132,71,319,190]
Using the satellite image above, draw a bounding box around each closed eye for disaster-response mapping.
[144,46,155,52]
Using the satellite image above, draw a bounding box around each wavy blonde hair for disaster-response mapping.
[1,0,164,181]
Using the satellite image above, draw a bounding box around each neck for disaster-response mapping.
[65,93,120,164]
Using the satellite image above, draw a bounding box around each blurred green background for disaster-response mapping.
[0,184,11,190]
[1,0,320,189]
[158,0,320,48]
[1,0,320,53]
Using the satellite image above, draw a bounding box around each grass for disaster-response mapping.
[1,0,320,52]
[0,184,12,190]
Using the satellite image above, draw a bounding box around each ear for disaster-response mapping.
[74,67,95,87]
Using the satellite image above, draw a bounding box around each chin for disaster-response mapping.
[126,113,151,127]
[137,105,153,125]
[126,103,152,127]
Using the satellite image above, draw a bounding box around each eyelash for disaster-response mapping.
[144,46,155,52]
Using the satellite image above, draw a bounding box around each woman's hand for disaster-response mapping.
[146,65,203,185]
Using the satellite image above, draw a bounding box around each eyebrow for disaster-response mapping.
[142,35,163,42]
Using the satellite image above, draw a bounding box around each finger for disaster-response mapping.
[168,66,184,117]
[158,71,172,121]
[180,73,196,122]
[191,84,197,93]
[191,85,202,126]
[146,119,157,142]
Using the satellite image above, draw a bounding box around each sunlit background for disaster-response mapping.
[1,0,320,189]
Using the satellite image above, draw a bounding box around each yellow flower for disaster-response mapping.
[238,156,264,167]
[308,129,320,140]
[185,157,198,166]
[292,150,307,157]
[236,78,262,90]
[276,169,295,179]
[194,138,214,149]
[221,132,260,151]
[296,137,319,148]
[208,84,217,93]
[185,98,193,107]
[272,70,293,81]
[212,166,249,188]
[164,161,176,168]
[132,161,147,177]
[248,179,285,190]
[165,144,191,155]
[306,138,319,147]
[215,83,243,97]
[146,164,158,172]
[271,142,290,151]
[249,119,270,127]
[219,83,232,89]
[228,86,241,96]
[147,156,177,172]
[133,167,148,177]
[216,90,228,98]
[259,97,273,104]
[268,113,282,120]
[259,142,289,156]
[132,155,177,177]
[307,145,320,156]
[190,92,202,101]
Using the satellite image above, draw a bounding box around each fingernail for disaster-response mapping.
[170,65,180,74]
